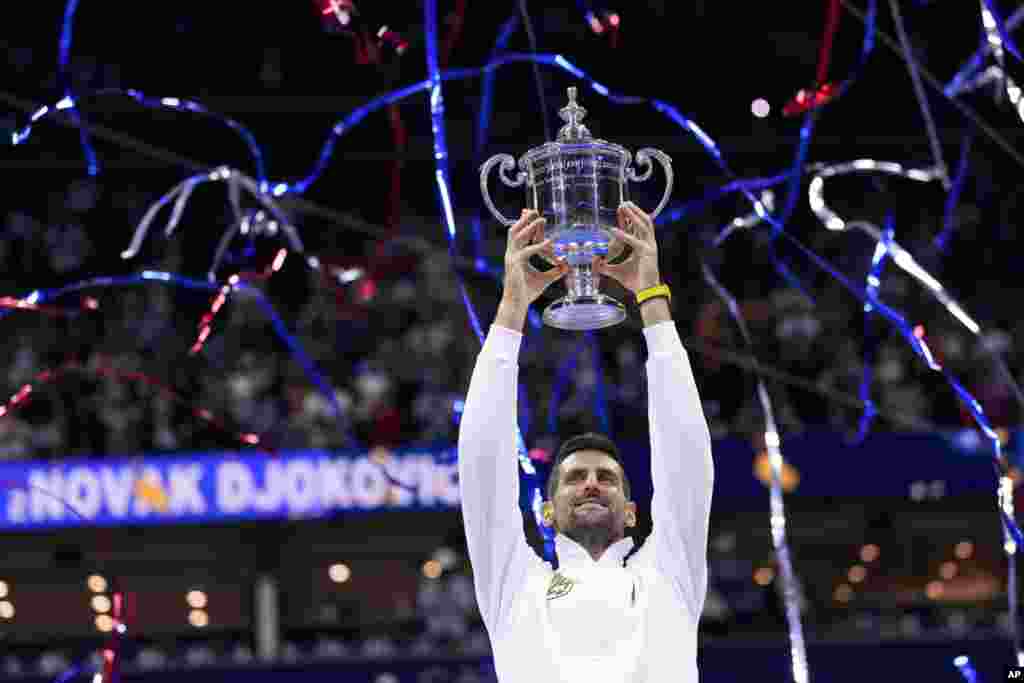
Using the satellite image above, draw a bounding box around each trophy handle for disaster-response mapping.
[626,148,673,219]
[480,154,527,226]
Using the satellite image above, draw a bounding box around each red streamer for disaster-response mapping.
[816,0,843,87]
[783,0,843,115]
[1,356,267,452]
[0,296,98,317]
[190,248,288,356]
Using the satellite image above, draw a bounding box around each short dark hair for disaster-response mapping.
[545,432,631,500]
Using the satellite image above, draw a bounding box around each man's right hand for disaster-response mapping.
[502,209,568,306]
[494,210,568,331]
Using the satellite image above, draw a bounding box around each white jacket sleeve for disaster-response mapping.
[457,325,539,635]
[644,320,714,623]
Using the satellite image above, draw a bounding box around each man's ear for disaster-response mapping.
[542,502,555,527]
[625,501,638,528]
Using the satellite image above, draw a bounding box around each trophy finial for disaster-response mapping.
[558,86,591,141]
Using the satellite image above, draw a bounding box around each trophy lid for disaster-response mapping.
[518,87,631,169]
[558,87,591,142]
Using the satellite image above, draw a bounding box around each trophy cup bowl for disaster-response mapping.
[480,87,673,331]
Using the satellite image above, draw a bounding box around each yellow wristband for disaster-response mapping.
[636,283,671,305]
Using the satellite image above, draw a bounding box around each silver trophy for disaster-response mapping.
[480,87,673,330]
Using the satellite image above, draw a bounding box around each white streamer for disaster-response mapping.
[120,167,316,277]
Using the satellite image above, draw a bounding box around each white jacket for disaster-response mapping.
[458,321,714,683]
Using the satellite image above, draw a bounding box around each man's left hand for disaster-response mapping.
[594,202,661,293]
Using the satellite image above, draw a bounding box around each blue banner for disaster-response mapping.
[0,448,460,531]
[0,428,1017,531]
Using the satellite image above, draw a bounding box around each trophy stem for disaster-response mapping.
[566,262,600,300]
[542,258,626,331]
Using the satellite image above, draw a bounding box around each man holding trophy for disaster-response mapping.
[460,87,715,682]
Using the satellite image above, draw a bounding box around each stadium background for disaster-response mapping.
[3,1,1024,680]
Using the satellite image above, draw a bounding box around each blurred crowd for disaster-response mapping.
[2,533,1012,680]
[0,187,1022,462]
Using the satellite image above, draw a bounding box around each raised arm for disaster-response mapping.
[457,210,567,633]
[458,323,533,633]
[597,203,714,621]
[644,316,714,621]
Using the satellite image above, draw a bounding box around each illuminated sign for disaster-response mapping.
[0,449,459,530]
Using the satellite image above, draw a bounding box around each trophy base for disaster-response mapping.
[542,294,627,331]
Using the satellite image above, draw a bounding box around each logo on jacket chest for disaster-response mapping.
[546,572,576,601]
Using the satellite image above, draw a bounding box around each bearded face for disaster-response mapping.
[550,450,635,547]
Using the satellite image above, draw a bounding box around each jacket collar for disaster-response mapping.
[554,533,635,569]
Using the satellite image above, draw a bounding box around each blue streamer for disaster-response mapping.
[934,131,974,254]
[770,227,1024,617]
[855,216,895,442]
[422,0,553,559]
[518,0,552,141]
[470,15,542,331]
[981,0,1024,62]
[662,171,793,228]
[472,15,520,262]
[784,1,877,262]
[944,5,1024,97]
[701,262,810,683]
[57,0,98,176]
[889,0,950,190]
[53,661,93,683]
[952,654,981,683]
[945,34,993,99]
[19,49,778,248]
[12,89,267,188]
[764,0,877,296]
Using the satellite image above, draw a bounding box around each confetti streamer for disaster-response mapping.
[840,0,1024,170]
[944,5,1024,98]
[977,1,1024,124]
[0,356,264,450]
[1,272,347,436]
[0,296,98,317]
[701,263,810,683]
[517,0,552,141]
[933,132,973,254]
[190,249,288,355]
[807,159,944,232]
[854,215,893,442]
[774,0,878,287]
[440,0,467,67]
[846,221,1024,659]
[100,590,126,683]
[11,89,267,186]
[659,172,791,228]
[16,48,775,247]
[952,655,980,683]
[56,0,98,176]
[712,191,776,248]
[765,218,1024,662]
[981,0,1024,63]
[816,0,842,88]
[28,3,1021,670]
[782,0,843,117]
[716,143,1024,662]
[888,0,950,189]
[119,167,316,281]
[467,15,544,331]
[423,0,556,559]
[0,480,126,682]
